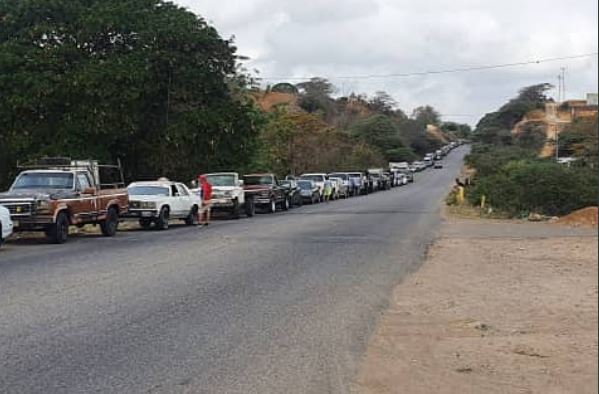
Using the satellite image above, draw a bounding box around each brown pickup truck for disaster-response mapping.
[0,158,128,244]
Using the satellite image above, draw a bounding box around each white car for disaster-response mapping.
[299,173,327,200]
[124,180,201,230]
[0,205,14,248]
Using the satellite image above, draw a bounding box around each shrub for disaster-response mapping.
[469,160,598,216]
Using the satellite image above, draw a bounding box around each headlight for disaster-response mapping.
[140,201,156,209]
[37,200,51,211]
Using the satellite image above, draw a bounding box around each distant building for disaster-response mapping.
[587,93,598,106]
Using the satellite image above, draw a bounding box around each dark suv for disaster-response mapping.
[243,173,289,213]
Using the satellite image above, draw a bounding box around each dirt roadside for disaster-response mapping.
[354,215,598,394]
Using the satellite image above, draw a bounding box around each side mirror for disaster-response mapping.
[238,180,244,186]
[83,187,96,195]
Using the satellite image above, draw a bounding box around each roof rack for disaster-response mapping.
[16,157,126,189]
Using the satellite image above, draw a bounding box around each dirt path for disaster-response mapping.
[355,217,598,394]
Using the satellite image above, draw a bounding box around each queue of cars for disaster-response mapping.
[0,142,462,247]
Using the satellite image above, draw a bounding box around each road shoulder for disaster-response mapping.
[354,216,598,393]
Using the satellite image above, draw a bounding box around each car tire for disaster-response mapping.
[185,205,199,225]
[156,207,169,230]
[268,198,276,214]
[100,207,119,236]
[244,197,255,217]
[139,218,152,229]
[48,211,69,244]
[282,196,290,211]
[231,199,241,219]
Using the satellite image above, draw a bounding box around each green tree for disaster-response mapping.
[0,0,262,188]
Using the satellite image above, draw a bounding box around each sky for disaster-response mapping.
[176,0,598,125]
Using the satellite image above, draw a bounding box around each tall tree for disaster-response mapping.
[0,0,262,188]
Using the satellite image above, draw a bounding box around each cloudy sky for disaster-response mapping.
[176,0,598,125]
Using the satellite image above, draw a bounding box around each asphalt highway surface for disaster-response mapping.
[0,147,468,394]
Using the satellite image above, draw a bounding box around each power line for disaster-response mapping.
[260,52,598,81]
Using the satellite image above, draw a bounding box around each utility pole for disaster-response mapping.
[557,74,562,102]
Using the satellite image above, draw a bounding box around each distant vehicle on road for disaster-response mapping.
[424,157,434,167]
[328,173,351,197]
[347,172,367,195]
[299,173,327,200]
[0,205,13,248]
[434,161,444,169]
[125,180,200,229]
[203,172,255,219]
[243,173,288,213]
[279,179,303,207]
[297,180,320,204]
[367,168,384,192]
[329,176,349,198]
[0,157,128,244]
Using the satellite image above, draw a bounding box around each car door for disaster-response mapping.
[168,184,184,217]
[176,183,193,216]
[75,172,95,223]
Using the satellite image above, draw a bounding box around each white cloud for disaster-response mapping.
[176,0,598,125]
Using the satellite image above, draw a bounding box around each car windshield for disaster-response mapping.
[12,172,74,190]
[244,176,273,185]
[298,181,312,190]
[329,173,348,180]
[348,173,362,178]
[206,174,236,186]
[279,180,291,186]
[300,175,325,182]
[128,186,170,196]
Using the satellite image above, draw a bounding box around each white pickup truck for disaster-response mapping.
[203,172,255,219]
[124,180,201,230]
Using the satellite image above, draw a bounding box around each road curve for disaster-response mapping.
[0,147,469,394]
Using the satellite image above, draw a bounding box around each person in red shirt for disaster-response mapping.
[198,175,212,226]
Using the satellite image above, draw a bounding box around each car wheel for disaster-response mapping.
[231,199,241,219]
[268,198,276,214]
[100,207,119,236]
[185,205,199,225]
[48,211,69,244]
[244,197,255,217]
[282,196,290,211]
[156,207,169,230]
[139,218,152,229]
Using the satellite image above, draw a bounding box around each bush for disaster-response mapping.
[465,145,538,177]
[469,160,598,216]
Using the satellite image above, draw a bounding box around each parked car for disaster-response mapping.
[413,161,427,171]
[434,161,444,169]
[0,205,13,249]
[203,172,255,219]
[328,172,351,198]
[329,176,348,199]
[243,173,288,213]
[367,168,384,191]
[0,157,128,244]
[381,172,392,190]
[279,179,303,207]
[297,180,320,204]
[299,173,327,200]
[124,180,200,229]
[399,169,414,183]
[347,172,367,195]
[424,157,434,167]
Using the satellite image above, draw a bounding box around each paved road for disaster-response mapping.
[0,147,468,394]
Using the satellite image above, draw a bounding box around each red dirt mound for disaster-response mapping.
[556,207,598,227]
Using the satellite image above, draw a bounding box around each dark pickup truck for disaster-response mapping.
[0,158,129,244]
[242,173,289,213]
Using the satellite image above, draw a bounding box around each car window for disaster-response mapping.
[170,185,178,197]
[176,184,189,196]
[76,173,92,191]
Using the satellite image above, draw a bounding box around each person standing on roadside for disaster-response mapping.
[199,175,212,226]
[323,177,333,203]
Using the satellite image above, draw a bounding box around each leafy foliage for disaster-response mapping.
[558,114,598,167]
[0,0,263,188]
